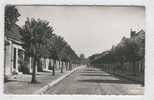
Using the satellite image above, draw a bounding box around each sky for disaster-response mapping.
[16,6,145,58]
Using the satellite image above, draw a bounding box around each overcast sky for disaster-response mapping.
[16,6,145,58]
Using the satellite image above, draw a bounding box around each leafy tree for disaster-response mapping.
[59,44,69,72]
[65,45,79,70]
[5,5,20,31]
[53,35,67,73]
[88,30,145,75]
[21,18,53,83]
[80,54,87,65]
[47,34,80,73]
[47,35,61,75]
[48,48,58,76]
[123,39,141,75]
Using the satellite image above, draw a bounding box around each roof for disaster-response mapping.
[5,24,22,42]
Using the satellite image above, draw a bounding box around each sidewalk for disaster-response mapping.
[4,66,84,94]
[108,70,144,85]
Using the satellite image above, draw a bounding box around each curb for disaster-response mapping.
[33,65,85,94]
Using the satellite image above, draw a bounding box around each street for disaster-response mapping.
[44,66,144,95]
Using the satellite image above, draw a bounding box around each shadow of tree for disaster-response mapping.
[80,73,112,77]
[5,79,41,84]
[80,71,105,73]
[84,69,98,71]
[78,78,138,84]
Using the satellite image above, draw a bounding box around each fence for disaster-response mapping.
[94,59,145,74]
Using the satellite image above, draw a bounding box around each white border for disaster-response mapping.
[0,0,145,6]
[1,0,154,100]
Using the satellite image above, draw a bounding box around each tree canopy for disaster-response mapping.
[5,5,20,31]
[89,30,145,65]
[21,18,53,58]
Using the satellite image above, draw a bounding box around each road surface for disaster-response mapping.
[44,66,144,95]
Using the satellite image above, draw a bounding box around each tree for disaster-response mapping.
[47,35,61,75]
[5,5,20,31]
[47,34,79,73]
[88,30,145,76]
[52,35,67,73]
[65,45,79,70]
[80,54,85,65]
[21,18,53,83]
[123,39,141,75]
[59,44,69,73]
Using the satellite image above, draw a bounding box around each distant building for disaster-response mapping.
[80,54,88,65]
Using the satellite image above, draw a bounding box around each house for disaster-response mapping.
[4,24,40,78]
[4,24,27,78]
[4,24,61,79]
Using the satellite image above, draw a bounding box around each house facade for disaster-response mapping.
[4,24,26,78]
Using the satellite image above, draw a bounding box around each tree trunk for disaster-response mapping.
[31,56,37,83]
[69,62,72,70]
[133,61,136,76]
[52,59,56,76]
[65,62,68,71]
[37,58,43,72]
[120,60,124,72]
[61,61,63,73]
[59,60,61,70]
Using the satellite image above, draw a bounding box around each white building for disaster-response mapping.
[4,24,28,78]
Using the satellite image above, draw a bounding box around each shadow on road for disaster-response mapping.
[78,78,138,84]
[78,68,139,84]
[80,71,106,73]
[80,73,112,77]
[84,69,98,71]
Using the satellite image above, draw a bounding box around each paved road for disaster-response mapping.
[44,66,144,95]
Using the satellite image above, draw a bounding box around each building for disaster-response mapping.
[4,24,27,78]
[4,24,62,80]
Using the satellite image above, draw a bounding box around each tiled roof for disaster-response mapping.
[5,24,22,42]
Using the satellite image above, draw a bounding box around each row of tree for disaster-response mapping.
[5,5,80,83]
[88,30,145,75]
